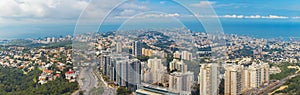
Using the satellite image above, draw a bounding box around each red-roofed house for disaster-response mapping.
[65,69,76,82]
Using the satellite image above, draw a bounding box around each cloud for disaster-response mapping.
[215,3,235,8]
[0,0,294,25]
[264,15,288,19]
[244,15,261,19]
[0,0,148,24]
[120,9,136,16]
[139,13,180,18]
[114,13,180,19]
[292,16,300,19]
[0,0,91,24]
[118,3,149,16]
[119,3,148,11]
[48,0,61,8]
[115,13,290,20]
[160,1,165,4]
[190,1,242,9]
[81,0,120,19]
[189,1,239,9]
[165,13,180,17]
[245,15,288,19]
[221,15,244,18]
[0,0,44,17]
[190,1,216,8]
[0,0,124,24]
[217,14,289,19]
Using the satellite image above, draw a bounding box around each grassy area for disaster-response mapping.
[275,63,300,95]
[274,75,300,94]
[5,39,87,48]
[270,62,298,80]
[71,41,91,49]
[7,40,33,46]
[4,39,74,48]
[0,46,9,51]
[46,40,72,48]
[89,87,104,95]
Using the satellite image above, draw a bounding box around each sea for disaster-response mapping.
[1,20,300,40]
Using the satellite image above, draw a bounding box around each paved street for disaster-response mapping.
[78,63,98,95]
[95,66,116,95]
[246,73,300,95]
[78,63,116,95]
[263,73,300,94]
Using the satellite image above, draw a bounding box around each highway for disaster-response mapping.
[78,63,98,95]
[249,73,300,95]
[263,73,300,94]
[102,88,116,95]
[94,66,116,95]
[77,62,116,95]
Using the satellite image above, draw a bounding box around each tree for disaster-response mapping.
[136,56,149,62]
[0,67,79,95]
[79,91,84,95]
[117,86,132,95]
[166,53,174,72]
[218,78,224,95]
[191,83,199,95]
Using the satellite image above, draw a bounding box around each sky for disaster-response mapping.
[1,0,300,39]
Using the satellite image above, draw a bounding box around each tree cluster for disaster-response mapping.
[0,67,78,95]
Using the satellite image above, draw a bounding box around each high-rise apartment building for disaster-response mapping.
[146,57,163,84]
[224,62,270,95]
[247,62,270,88]
[199,63,220,95]
[108,55,141,91]
[127,59,142,91]
[116,59,128,86]
[169,64,194,95]
[99,50,112,77]
[101,52,141,92]
[142,48,152,56]
[109,53,131,82]
[115,58,141,91]
[173,51,181,59]
[132,41,142,57]
[181,51,192,61]
[116,41,122,53]
[173,51,193,61]
[224,64,243,95]
[169,59,185,72]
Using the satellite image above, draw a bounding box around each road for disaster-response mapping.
[78,63,98,95]
[102,88,116,95]
[94,66,116,95]
[243,73,300,95]
[264,73,300,94]
[77,63,117,95]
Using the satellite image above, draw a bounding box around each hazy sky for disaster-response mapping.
[1,0,300,39]
[1,0,300,24]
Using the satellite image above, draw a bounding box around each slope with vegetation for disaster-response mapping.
[0,67,78,95]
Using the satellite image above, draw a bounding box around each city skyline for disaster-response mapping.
[1,0,300,95]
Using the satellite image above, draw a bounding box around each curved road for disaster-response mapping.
[78,63,98,95]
